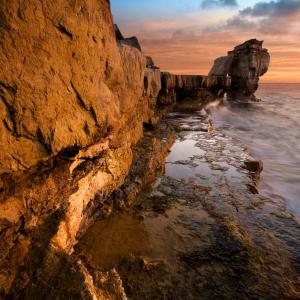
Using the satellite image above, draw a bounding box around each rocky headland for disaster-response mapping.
[3,1,299,300]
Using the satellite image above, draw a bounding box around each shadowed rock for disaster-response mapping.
[209,56,233,76]
[122,36,142,51]
[114,24,142,51]
[146,56,160,69]
[158,73,231,105]
[244,160,263,174]
[114,24,124,40]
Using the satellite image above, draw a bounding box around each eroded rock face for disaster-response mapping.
[158,73,231,105]
[209,39,270,100]
[0,1,164,298]
[0,0,137,174]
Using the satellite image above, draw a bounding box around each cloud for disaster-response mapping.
[201,0,238,9]
[201,15,256,32]
[240,0,300,17]
[224,16,256,30]
[171,29,196,39]
[257,17,294,34]
[140,29,300,83]
[140,30,300,83]
[237,0,300,35]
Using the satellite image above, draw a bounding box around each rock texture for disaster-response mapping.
[0,0,141,174]
[209,39,270,100]
[0,1,162,298]
[158,73,231,105]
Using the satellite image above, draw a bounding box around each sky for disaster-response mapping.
[110,0,300,83]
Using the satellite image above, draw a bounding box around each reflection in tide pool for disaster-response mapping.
[212,84,300,218]
[167,137,206,162]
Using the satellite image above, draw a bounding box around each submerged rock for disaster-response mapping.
[77,104,300,299]
[244,160,264,174]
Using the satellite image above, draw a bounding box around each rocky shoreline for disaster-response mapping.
[0,1,281,299]
[76,101,300,299]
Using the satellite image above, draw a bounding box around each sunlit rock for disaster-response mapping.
[209,39,270,100]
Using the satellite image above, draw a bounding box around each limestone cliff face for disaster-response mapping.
[0,0,152,174]
[0,0,162,297]
[209,39,270,100]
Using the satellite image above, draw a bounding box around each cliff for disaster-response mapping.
[0,1,269,298]
[0,1,149,174]
[158,73,231,105]
[0,0,163,297]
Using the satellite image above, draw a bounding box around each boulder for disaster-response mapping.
[244,160,264,174]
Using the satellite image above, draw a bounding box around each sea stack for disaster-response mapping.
[209,39,270,101]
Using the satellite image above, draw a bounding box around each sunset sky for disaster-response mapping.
[111,0,300,83]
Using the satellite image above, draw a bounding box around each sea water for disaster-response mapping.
[212,83,300,218]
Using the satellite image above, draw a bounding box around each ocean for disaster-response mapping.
[211,83,300,218]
